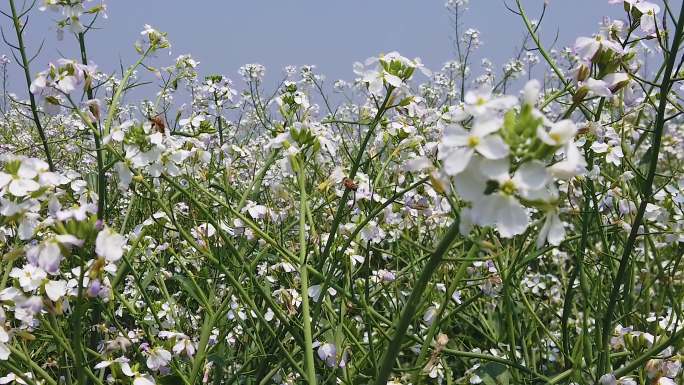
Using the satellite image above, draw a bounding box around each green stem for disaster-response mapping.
[515,0,592,120]
[8,345,58,385]
[296,156,317,384]
[413,242,479,383]
[77,32,106,221]
[318,87,394,264]
[237,150,279,210]
[598,1,684,375]
[103,48,151,136]
[612,327,684,378]
[8,0,54,170]
[373,219,462,385]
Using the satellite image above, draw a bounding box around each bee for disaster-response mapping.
[342,177,358,191]
[408,197,429,210]
[577,125,591,136]
[149,114,166,134]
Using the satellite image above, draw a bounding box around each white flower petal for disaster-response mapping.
[496,196,529,238]
[442,147,474,176]
[134,375,156,385]
[95,228,127,262]
[476,135,509,159]
[472,118,502,137]
[0,343,9,360]
[384,73,403,88]
[45,280,67,302]
[514,161,549,191]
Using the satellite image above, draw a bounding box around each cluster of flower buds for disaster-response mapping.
[106,120,211,190]
[136,24,171,54]
[572,2,660,103]
[39,0,107,36]
[353,51,431,97]
[29,59,98,114]
[433,80,585,246]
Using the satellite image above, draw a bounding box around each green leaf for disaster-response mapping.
[174,274,212,312]
[477,362,510,385]
[157,374,184,385]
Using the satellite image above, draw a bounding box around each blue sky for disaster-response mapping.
[4,0,623,92]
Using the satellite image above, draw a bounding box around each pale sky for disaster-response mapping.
[4,0,627,93]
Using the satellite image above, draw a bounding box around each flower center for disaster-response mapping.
[476,97,487,106]
[500,180,517,195]
[467,135,480,147]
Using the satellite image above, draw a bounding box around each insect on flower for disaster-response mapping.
[149,114,166,134]
[342,177,358,191]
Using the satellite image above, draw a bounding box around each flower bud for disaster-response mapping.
[573,87,589,103]
[576,63,591,82]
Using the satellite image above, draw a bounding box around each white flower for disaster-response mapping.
[307,284,337,302]
[146,347,172,370]
[172,337,196,358]
[359,220,386,244]
[179,115,205,129]
[10,264,47,292]
[636,2,660,33]
[26,240,62,274]
[0,326,9,361]
[472,193,529,238]
[536,210,566,247]
[464,85,517,117]
[523,79,541,105]
[581,73,630,97]
[549,142,587,179]
[591,141,623,166]
[114,162,134,191]
[139,24,169,49]
[423,305,438,325]
[317,343,338,367]
[29,72,48,95]
[470,159,549,237]
[0,164,40,197]
[95,227,127,262]
[353,62,386,96]
[404,156,432,172]
[574,35,622,61]
[44,280,67,301]
[104,121,132,144]
[242,201,268,220]
[0,372,32,383]
[191,223,216,239]
[121,361,156,385]
[537,120,578,146]
[599,373,617,385]
[159,332,196,358]
[95,358,121,370]
[353,52,427,96]
[438,118,509,175]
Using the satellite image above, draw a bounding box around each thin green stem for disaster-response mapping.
[296,156,317,384]
[598,1,684,375]
[8,0,54,170]
[373,219,462,385]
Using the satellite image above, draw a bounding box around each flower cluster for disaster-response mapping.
[0,1,682,384]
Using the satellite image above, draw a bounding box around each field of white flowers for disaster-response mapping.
[0,0,682,384]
